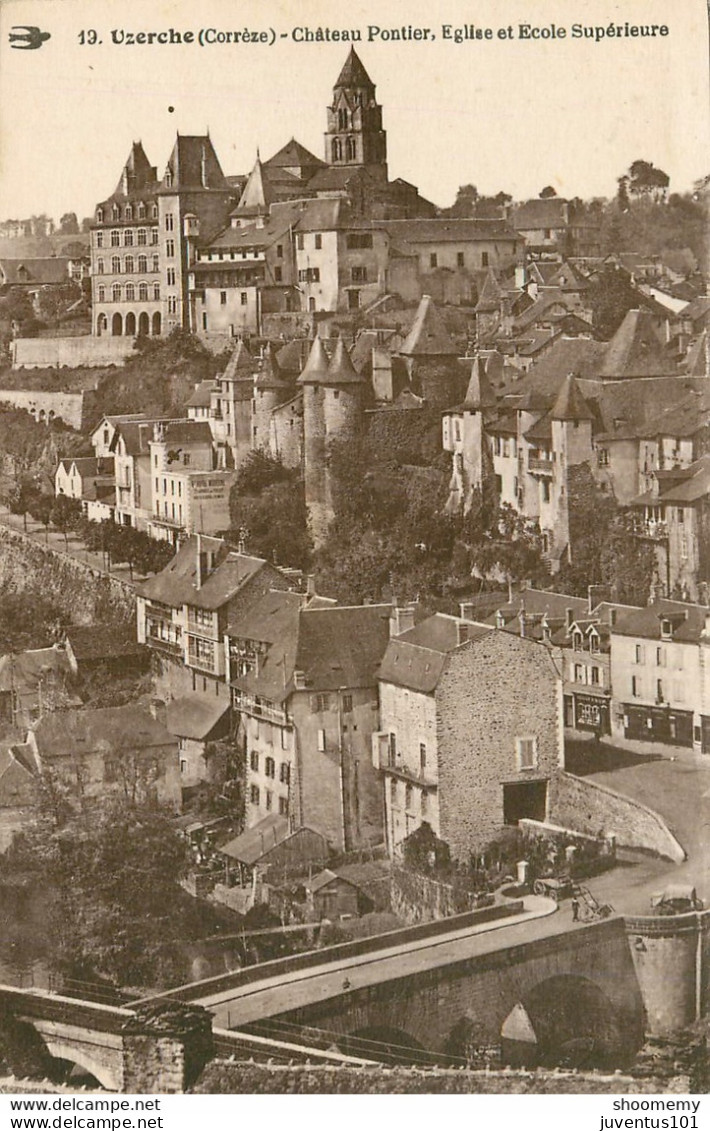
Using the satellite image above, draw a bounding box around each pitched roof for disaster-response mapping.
[499,337,607,399]
[551,373,594,421]
[137,536,273,610]
[379,614,490,693]
[276,338,311,374]
[220,814,291,863]
[334,47,375,89]
[295,604,392,691]
[64,624,143,663]
[599,309,675,379]
[650,454,710,504]
[31,705,175,760]
[161,135,227,191]
[462,358,497,410]
[387,219,518,245]
[297,335,331,385]
[227,589,303,703]
[156,420,213,446]
[0,647,71,695]
[186,380,217,408]
[166,694,230,741]
[264,138,325,173]
[475,270,503,313]
[510,198,569,230]
[611,600,709,643]
[324,338,365,386]
[399,295,458,357]
[0,258,70,286]
[255,343,290,390]
[113,141,158,197]
[222,340,255,380]
[234,156,273,214]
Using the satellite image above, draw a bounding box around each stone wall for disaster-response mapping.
[390,866,478,923]
[0,388,96,430]
[624,910,710,1035]
[0,525,135,627]
[549,771,685,863]
[11,337,135,369]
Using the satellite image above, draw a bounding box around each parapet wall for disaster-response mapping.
[0,524,135,626]
[0,388,96,430]
[624,909,710,1035]
[12,336,135,369]
[549,771,686,863]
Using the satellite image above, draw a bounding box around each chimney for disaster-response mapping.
[565,607,574,629]
[518,609,526,638]
[459,601,474,621]
[195,532,203,589]
[390,604,416,638]
[456,621,469,646]
[149,698,166,725]
[610,608,617,628]
[306,574,316,598]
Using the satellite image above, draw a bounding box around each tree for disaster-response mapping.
[35,282,82,329]
[468,504,549,599]
[50,494,82,547]
[586,264,639,339]
[59,212,80,235]
[623,159,670,203]
[539,185,558,198]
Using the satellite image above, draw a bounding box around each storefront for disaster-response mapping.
[623,703,694,747]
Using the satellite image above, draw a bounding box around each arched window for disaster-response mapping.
[97,258,104,274]
[111,255,121,273]
[137,229,147,246]
[110,230,120,247]
[137,202,146,219]
[332,138,342,162]
[137,254,148,273]
[346,137,356,161]
[112,284,121,302]
[265,756,275,779]
[125,283,135,301]
[97,285,105,302]
[151,204,158,219]
[95,232,104,249]
[96,207,104,223]
[124,229,133,247]
[124,255,134,274]
[153,283,160,300]
[164,170,173,188]
[111,204,120,220]
[151,229,159,246]
[338,107,348,129]
[125,205,133,221]
[139,282,148,301]
[152,254,160,272]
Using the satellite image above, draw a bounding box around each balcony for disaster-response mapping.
[146,631,182,656]
[187,650,219,675]
[372,735,436,786]
[528,457,554,475]
[231,690,288,726]
[634,520,669,541]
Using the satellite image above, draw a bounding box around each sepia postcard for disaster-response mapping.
[0,0,709,1102]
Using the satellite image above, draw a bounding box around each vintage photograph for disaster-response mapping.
[0,0,708,1097]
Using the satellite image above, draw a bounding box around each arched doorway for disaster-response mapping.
[111,312,122,337]
[97,313,108,335]
[138,312,150,336]
[125,311,136,336]
[152,311,161,336]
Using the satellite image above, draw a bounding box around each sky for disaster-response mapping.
[0,0,708,223]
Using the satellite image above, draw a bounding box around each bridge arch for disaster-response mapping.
[503,974,635,1069]
[39,1037,114,1090]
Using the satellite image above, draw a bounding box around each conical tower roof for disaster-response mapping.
[297,336,331,385]
[551,373,594,421]
[400,295,458,358]
[222,339,255,382]
[599,309,672,378]
[276,338,310,375]
[235,155,273,215]
[474,270,502,315]
[463,358,498,411]
[334,47,375,90]
[256,342,291,390]
[324,338,365,386]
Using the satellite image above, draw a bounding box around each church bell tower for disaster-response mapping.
[325,48,388,182]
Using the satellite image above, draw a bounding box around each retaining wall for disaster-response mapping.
[11,337,135,369]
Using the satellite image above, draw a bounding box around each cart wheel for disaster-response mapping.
[533,880,545,896]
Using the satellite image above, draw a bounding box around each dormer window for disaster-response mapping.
[96,208,104,224]
[660,619,673,640]
[589,631,600,654]
[165,170,173,188]
[572,631,583,651]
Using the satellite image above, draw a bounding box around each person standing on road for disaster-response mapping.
[571,895,580,922]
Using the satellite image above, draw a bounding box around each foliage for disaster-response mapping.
[235,450,293,495]
[34,282,83,328]
[229,469,312,571]
[622,159,670,202]
[539,185,558,198]
[0,584,65,653]
[586,264,642,339]
[4,796,201,988]
[554,465,656,605]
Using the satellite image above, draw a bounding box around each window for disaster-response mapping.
[250,784,260,806]
[168,296,177,314]
[296,234,304,250]
[281,729,288,750]
[137,229,147,246]
[139,283,149,301]
[167,267,176,286]
[274,267,282,282]
[124,229,134,247]
[572,631,583,651]
[249,750,259,771]
[388,732,397,765]
[632,675,639,697]
[635,644,644,664]
[574,662,584,683]
[312,693,329,713]
[111,256,121,273]
[151,229,159,245]
[265,756,275,779]
[279,797,289,816]
[220,291,227,306]
[276,244,283,258]
[138,254,148,273]
[97,258,104,274]
[112,284,121,302]
[166,239,175,258]
[390,779,397,805]
[153,283,160,300]
[405,784,413,809]
[152,254,160,272]
[137,203,146,219]
[110,230,120,247]
[541,480,551,503]
[516,736,538,769]
[481,251,489,267]
[457,251,465,267]
[351,266,367,283]
[279,762,290,784]
[420,743,427,772]
[98,285,105,302]
[124,255,134,274]
[429,253,438,268]
[314,234,322,250]
[346,233,373,249]
[590,666,600,685]
[657,679,664,702]
[677,508,684,525]
[165,213,174,231]
[342,693,353,714]
[656,647,665,667]
[96,208,104,223]
[240,292,248,305]
[597,448,610,466]
[125,283,135,301]
[317,728,326,752]
[151,204,158,219]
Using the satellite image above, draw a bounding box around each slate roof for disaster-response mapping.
[265,138,325,173]
[297,335,331,385]
[499,338,607,398]
[386,219,518,245]
[399,295,458,357]
[323,338,365,386]
[222,340,255,380]
[551,373,594,421]
[158,420,213,446]
[227,590,303,704]
[160,135,227,191]
[0,258,70,285]
[166,694,230,741]
[219,814,290,863]
[276,339,311,374]
[379,614,490,693]
[138,535,272,611]
[637,454,710,506]
[186,380,217,408]
[510,198,569,230]
[611,600,709,643]
[64,624,143,663]
[295,604,392,691]
[598,310,675,379]
[31,705,176,760]
[334,47,376,89]
[0,745,37,807]
[255,343,290,390]
[58,457,114,478]
[234,157,273,214]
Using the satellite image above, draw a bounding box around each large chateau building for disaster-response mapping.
[90,49,436,339]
